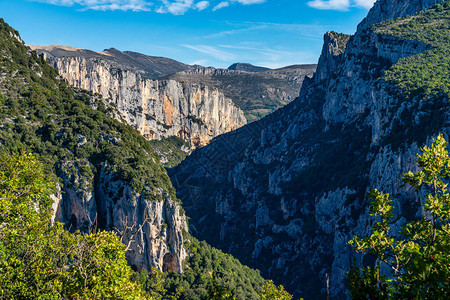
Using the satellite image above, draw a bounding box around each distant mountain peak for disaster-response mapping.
[227,62,270,73]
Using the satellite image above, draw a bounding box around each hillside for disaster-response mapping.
[0,18,188,274]
[169,0,449,298]
[0,18,272,299]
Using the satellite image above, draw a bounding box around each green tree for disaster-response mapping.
[258,280,292,300]
[0,152,147,299]
[349,134,450,298]
[204,272,237,300]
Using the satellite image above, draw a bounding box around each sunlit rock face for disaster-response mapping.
[30,45,247,148]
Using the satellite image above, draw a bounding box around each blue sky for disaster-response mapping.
[0,0,375,69]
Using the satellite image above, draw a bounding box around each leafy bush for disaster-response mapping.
[349,134,450,298]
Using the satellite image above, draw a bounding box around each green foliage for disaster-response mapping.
[348,262,391,300]
[204,272,237,300]
[0,19,282,300]
[348,134,450,298]
[131,268,167,300]
[0,152,147,299]
[150,136,191,168]
[133,238,292,300]
[258,280,292,300]
[375,0,450,101]
[66,231,147,299]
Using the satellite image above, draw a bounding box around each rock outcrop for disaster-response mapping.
[52,160,188,273]
[170,0,447,298]
[29,46,247,148]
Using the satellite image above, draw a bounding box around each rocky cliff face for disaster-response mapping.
[52,160,188,273]
[170,0,447,298]
[168,65,316,122]
[30,46,247,148]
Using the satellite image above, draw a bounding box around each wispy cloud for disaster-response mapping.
[182,43,318,68]
[307,0,375,11]
[33,0,267,14]
[353,0,375,9]
[156,0,194,15]
[235,0,265,4]
[182,44,237,61]
[33,0,153,11]
[205,22,332,39]
[220,44,313,63]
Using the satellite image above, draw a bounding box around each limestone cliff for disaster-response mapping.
[52,159,188,273]
[168,65,316,122]
[29,46,247,148]
[170,0,447,298]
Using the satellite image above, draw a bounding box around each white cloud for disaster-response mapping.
[34,0,268,14]
[307,0,375,11]
[156,0,194,15]
[234,0,265,4]
[182,44,237,61]
[353,0,375,9]
[195,0,209,10]
[33,0,153,11]
[212,1,229,11]
[307,0,350,11]
[205,22,331,40]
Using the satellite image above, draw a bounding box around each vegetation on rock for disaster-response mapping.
[150,136,191,168]
[0,18,177,201]
[376,0,450,101]
[349,134,450,298]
